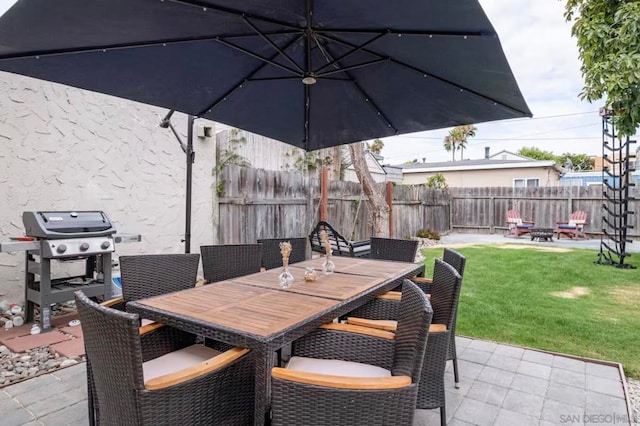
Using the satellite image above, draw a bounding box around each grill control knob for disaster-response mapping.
[56,244,67,254]
[101,241,111,250]
[79,242,90,252]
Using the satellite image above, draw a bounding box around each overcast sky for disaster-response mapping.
[382,0,610,165]
[0,0,624,164]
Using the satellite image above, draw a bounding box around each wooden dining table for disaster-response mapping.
[127,257,424,426]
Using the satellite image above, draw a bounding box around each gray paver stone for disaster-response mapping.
[552,356,586,373]
[446,419,475,426]
[3,375,60,397]
[546,381,586,407]
[522,349,554,365]
[510,373,549,396]
[454,359,484,381]
[517,360,552,380]
[541,399,583,424]
[26,391,86,418]
[467,339,498,353]
[550,367,586,388]
[584,390,628,415]
[454,336,473,351]
[486,353,521,372]
[585,362,621,380]
[0,397,20,414]
[1,408,35,425]
[477,365,515,388]
[492,344,525,359]
[493,408,539,426]
[466,381,509,406]
[502,388,544,417]
[38,401,88,426]
[51,364,86,381]
[452,398,500,426]
[444,390,466,415]
[459,347,492,365]
[585,375,624,398]
[14,379,81,407]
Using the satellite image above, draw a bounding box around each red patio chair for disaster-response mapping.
[505,210,535,238]
[555,211,588,239]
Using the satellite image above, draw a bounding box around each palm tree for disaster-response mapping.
[443,125,477,161]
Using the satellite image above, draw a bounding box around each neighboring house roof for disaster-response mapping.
[398,158,562,174]
[488,149,533,161]
[345,150,387,175]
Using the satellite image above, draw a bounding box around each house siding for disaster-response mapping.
[402,166,560,187]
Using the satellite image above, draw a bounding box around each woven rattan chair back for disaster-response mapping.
[443,248,466,278]
[391,279,433,383]
[119,254,200,302]
[258,237,307,270]
[75,291,144,422]
[201,244,263,283]
[430,259,462,329]
[370,237,419,262]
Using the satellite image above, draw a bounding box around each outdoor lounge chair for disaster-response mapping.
[308,221,371,258]
[76,291,255,426]
[258,237,308,270]
[345,260,463,426]
[200,244,263,283]
[271,280,433,426]
[555,210,588,239]
[505,209,535,238]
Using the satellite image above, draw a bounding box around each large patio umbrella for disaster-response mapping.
[0,0,531,253]
[0,0,531,151]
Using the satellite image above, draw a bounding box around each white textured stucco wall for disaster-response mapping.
[0,72,216,303]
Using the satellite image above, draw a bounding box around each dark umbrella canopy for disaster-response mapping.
[0,0,531,151]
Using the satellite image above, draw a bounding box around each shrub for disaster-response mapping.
[416,228,441,240]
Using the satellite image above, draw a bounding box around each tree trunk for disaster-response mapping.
[349,142,389,237]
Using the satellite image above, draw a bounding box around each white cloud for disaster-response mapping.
[381,0,612,165]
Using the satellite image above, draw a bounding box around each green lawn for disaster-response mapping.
[421,244,640,377]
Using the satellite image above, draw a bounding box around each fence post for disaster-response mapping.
[320,166,328,222]
[386,182,393,237]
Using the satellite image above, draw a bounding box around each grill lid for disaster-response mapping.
[23,211,116,239]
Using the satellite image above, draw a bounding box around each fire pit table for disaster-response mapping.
[530,228,554,241]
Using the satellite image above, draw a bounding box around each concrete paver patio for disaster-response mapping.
[0,336,633,426]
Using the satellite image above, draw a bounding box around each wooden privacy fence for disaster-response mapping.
[214,166,640,244]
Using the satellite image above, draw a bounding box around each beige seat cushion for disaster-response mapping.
[286,356,391,378]
[143,344,220,382]
[140,318,155,327]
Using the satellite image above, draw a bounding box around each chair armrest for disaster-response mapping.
[320,323,394,340]
[346,318,397,332]
[101,297,124,308]
[145,347,249,390]
[272,367,411,390]
[346,318,447,334]
[139,322,165,335]
[411,276,432,285]
[522,220,535,225]
[376,291,402,301]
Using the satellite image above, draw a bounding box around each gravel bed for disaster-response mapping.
[628,377,640,424]
[413,237,442,263]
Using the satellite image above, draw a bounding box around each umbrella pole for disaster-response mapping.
[185,115,195,253]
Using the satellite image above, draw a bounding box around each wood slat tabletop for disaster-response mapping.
[231,266,385,300]
[291,257,419,279]
[137,281,338,337]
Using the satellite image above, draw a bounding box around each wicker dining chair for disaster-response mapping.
[346,260,463,426]
[200,244,263,283]
[271,280,433,426]
[89,254,202,425]
[76,291,255,426]
[258,237,307,270]
[369,237,419,262]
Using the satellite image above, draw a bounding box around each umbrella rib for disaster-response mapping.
[315,29,489,38]
[242,17,304,73]
[304,0,312,149]
[197,35,304,117]
[168,0,301,31]
[315,31,388,74]
[316,58,389,78]
[215,38,301,76]
[0,31,298,62]
[319,33,531,117]
[312,36,397,133]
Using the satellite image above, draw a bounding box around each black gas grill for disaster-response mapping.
[18,211,116,331]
